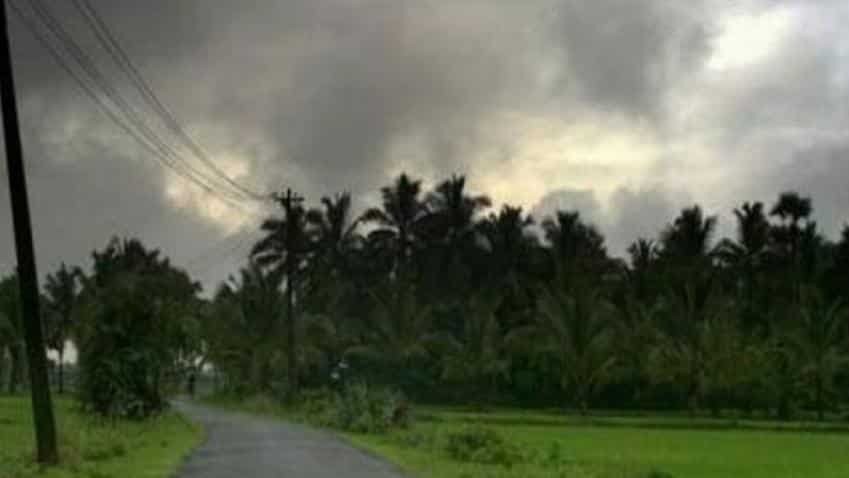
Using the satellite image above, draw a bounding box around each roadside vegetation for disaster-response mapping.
[0,396,201,478]
[4,173,849,476]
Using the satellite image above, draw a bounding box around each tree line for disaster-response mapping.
[2,173,849,420]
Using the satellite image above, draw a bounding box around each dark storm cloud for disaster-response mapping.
[1,0,848,287]
[548,0,712,118]
[531,187,687,258]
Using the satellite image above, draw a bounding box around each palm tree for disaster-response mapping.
[650,281,743,416]
[252,193,313,396]
[424,174,491,245]
[307,192,361,277]
[716,202,771,332]
[788,288,848,421]
[769,192,815,291]
[439,291,508,402]
[478,205,539,329]
[478,205,537,287]
[626,238,658,301]
[513,282,616,414]
[345,282,439,388]
[209,263,285,393]
[43,263,81,393]
[770,191,812,226]
[361,173,429,278]
[660,205,718,263]
[0,274,23,394]
[420,174,491,301]
[541,210,608,277]
[611,292,659,405]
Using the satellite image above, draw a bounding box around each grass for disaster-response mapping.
[347,409,849,478]
[199,394,849,477]
[0,395,203,478]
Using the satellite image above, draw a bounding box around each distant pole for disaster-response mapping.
[0,0,59,465]
[278,188,303,398]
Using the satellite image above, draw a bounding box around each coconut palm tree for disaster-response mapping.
[716,202,772,332]
[626,238,659,301]
[418,174,491,303]
[660,205,718,263]
[650,280,746,416]
[512,282,617,414]
[424,174,491,246]
[787,288,848,421]
[0,274,23,394]
[43,263,81,393]
[252,193,313,396]
[345,282,441,389]
[307,192,361,277]
[541,210,608,278]
[439,291,508,402]
[477,205,538,288]
[361,173,429,278]
[208,263,286,393]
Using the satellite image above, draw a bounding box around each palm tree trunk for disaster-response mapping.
[57,347,64,394]
[8,344,22,394]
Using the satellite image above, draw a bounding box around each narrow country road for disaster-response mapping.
[174,402,406,478]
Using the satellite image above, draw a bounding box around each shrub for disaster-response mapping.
[295,383,410,434]
[442,425,521,467]
[643,471,675,478]
[331,382,409,433]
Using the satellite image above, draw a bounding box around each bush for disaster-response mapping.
[442,425,521,467]
[332,382,409,433]
[643,471,675,478]
[296,383,410,434]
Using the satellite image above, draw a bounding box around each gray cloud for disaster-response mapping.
[548,0,712,118]
[0,0,847,287]
[531,186,688,258]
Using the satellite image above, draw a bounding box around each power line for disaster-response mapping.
[70,0,268,202]
[11,0,258,215]
[186,226,261,276]
[25,0,248,203]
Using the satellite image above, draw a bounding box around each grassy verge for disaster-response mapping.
[346,412,849,478]
[0,396,203,478]
[197,395,849,477]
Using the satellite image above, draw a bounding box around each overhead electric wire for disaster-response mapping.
[11,0,265,220]
[70,0,268,202]
[186,226,260,276]
[24,0,251,205]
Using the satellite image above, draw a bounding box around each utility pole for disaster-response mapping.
[0,0,59,465]
[276,188,303,398]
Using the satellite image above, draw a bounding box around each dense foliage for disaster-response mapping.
[203,176,849,421]
[2,173,849,423]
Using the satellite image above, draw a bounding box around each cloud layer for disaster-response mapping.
[1,0,847,286]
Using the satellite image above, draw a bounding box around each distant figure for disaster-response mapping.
[187,372,196,398]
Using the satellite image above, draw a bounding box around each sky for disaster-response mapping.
[1,0,848,291]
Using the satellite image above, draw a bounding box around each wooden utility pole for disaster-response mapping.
[0,0,59,465]
[277,188,303,397]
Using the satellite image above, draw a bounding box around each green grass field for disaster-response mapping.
[346,408,849,478]
[0,396,202,478]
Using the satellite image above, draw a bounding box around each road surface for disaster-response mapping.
[175,401,406,478]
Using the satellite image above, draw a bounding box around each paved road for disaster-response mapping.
[175,401,406,478]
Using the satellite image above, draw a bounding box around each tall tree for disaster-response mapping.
[660,205,718,263]
[0,274,23,394]
[541,210,608,279]
[43,263,81,394]
[361,173,429,279]
[76,238,200,417]
[513,282,617,414]
[788,288,848,421]
[716,202,771,332]
[253,191,312,397]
